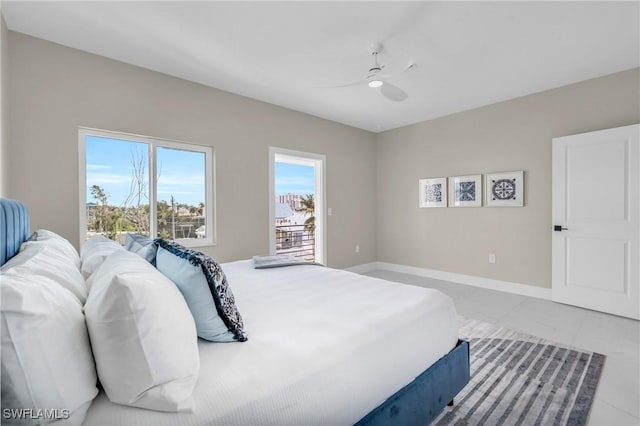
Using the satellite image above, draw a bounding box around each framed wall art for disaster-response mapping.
[449,174,482,207]
[419,177,447,208]
[485,171,524,207]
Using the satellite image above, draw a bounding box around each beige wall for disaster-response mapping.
[376,68,640,288]
[8,29,639,282]
[8,32,377,268]
[0,12,8,197]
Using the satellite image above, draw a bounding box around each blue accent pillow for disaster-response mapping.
[154,239,247,342]
[125,233,157,265]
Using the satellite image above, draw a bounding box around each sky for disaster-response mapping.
[85,135,205,207]
[86,135,314,206]
[274,162,314,196]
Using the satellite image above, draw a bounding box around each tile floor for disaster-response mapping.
[363,269,640,426]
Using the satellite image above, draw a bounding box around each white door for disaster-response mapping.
[552,124,639,319]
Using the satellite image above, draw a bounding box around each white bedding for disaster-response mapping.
[84,261,458,426]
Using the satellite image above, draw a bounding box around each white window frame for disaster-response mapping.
[78,127,215,248]
[268,146,326,265]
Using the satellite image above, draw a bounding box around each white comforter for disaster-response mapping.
[84,261,458,425]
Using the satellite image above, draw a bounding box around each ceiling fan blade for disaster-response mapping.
[380,82,408,102]
[377,61,417,81]
[400,62,418,74]
[326,79,366,89]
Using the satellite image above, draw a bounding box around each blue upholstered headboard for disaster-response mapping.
[0,198,30,266]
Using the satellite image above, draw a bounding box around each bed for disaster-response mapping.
[0,198,469,426]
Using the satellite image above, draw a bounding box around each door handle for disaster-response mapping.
[554,225,568,232]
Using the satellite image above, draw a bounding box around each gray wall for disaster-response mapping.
[8,29,639,283]
[7,32,377,268]
[376,68,640,288]
[0,13,8,197]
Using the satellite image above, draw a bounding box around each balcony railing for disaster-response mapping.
[275,224,315,261]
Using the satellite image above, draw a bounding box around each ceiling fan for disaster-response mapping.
[332,43,416,102]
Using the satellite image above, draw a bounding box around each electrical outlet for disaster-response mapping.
[355,245,360,253]
[489,254,496,264]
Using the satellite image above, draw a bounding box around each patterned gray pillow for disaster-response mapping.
[125,233,157,265]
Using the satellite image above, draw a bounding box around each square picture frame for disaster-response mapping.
[449,174,482,207]
[485,171,524,207]
[419,177,447,208]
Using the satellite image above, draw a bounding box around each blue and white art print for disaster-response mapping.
[419,177,447,208]
[485,171,524,207]
[449,175,482,207]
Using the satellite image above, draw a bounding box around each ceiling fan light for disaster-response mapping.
[368,80,384,88]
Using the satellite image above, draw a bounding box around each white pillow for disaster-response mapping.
[80,235,124,279]
[1,273,98,425]
[3,239,87,304]
[84,250,199,412]
[27,229,81,269]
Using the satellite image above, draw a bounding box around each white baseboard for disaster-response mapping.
[345,261,551,300]
[343,262,379,274]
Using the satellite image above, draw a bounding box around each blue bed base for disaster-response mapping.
[0,198,470,425]
[0,198,30,266]
[356,339,470,426]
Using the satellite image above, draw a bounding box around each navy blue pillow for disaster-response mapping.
[154,239,247,342]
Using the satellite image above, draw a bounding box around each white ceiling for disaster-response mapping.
[3,1,639,133]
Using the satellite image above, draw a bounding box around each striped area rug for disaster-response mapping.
[433,318,605,426]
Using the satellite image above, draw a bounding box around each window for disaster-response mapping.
[79,127,214,247]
